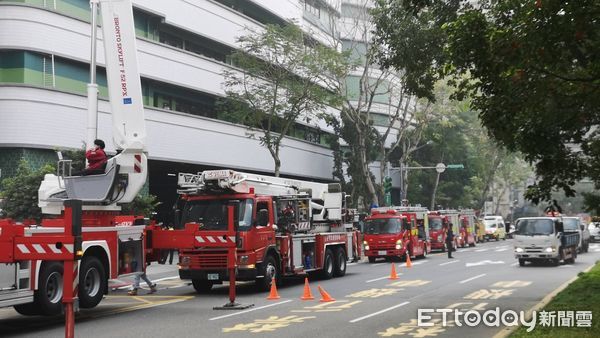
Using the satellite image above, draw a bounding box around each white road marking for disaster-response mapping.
[209,300,293,320]
[410,261,428,266]
[153,275,181,282]
[366,274,402,283]
[474,249,488,252]
[349,301,410,323]
[466,260,505,267]
[439,260,460,266]
[373,262,387,266]
[459,274,486,284]
[510,262,519,266]
[495,248,509,252]
[559,265,573,268]
[494,245,509,249]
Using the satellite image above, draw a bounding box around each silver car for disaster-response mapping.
[589,222,600,243]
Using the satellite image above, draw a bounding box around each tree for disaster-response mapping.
[221,24,339,177]
[0,160,55,221]
[372,0,600,203]
[314,0,434,208]
[121,194,161,218]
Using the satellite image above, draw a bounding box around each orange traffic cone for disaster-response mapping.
[300,278,315,300]
[389,263,399,280]
[317,285,335,302]
[405,254,413,268]
[267,279,280,300]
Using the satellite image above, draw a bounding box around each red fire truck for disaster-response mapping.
[364,206,429,263]
[173,170,360,292]
[437,210,461,249]
[1,0,153,315]
[428,212,448,251]
[457,209,477,247]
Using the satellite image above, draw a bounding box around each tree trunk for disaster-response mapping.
[430,172,441,210]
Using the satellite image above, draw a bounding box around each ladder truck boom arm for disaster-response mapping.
[99,0,146,151]
[38,0,147,213]
[178,169,344,221]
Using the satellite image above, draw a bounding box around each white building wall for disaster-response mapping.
[0,86,334,179]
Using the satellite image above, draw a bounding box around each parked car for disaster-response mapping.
[589,222,600,243]
[563,216,589,253]
[482,216,507,241]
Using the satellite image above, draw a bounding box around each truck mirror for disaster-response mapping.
[257,209,269,227]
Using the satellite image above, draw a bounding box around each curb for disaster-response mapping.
[492,263,595,338]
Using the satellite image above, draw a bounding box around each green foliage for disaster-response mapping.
[120,194,161,218]
[372,0,600,203]
[0,160,55,221]
[221,24,342,176]
[582,192,600,216]
[59,146,86,173]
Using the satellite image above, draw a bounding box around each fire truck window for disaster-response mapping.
[417,221,425,239]
[182,199,253,231]
[364,218,401,234]
[256,202,270,227]
[429,218,443,230]
[402,218,411,231]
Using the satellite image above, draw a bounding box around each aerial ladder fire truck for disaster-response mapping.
[0,0,150,316]
[363,205,429,263]
[158,169,361,292]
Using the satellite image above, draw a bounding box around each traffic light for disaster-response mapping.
[383,176,393,194]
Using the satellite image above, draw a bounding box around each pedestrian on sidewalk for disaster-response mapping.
[446,224,455,259]
[128,272,157,296]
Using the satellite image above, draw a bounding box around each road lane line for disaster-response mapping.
[474,248,488,252]
[373,262,386,266]
[495,248,508,252]
[366,274,402,283]
[153,275,180,282]
[349,301,410,323]
[459,274,486,284]
[439,260,460,266]
[510,262,518,266]
[209,300,293,320]
[410,261,428,265]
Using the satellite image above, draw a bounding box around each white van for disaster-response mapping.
[482,215,507,241]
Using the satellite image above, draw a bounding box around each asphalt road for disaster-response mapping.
[1,239,599,338]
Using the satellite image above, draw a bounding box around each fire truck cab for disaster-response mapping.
[364,206,429,263]
[174,170,359,292]
[428,212,448,252]
[437,210,461,249]
[458,210,477,247]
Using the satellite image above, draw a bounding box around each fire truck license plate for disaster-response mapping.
[207,273,219,280]
[378,250,387,255]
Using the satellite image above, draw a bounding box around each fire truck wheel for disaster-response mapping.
[35,261,64,316]
[368,257,377,263]
[192,279,213,293]
[13,302,40,316]
[320,249,334,280]
[79,256,106,308]
[333,248,347,277]
[256,254,280,292]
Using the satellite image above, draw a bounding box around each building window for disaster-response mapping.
[304,0,321,18]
